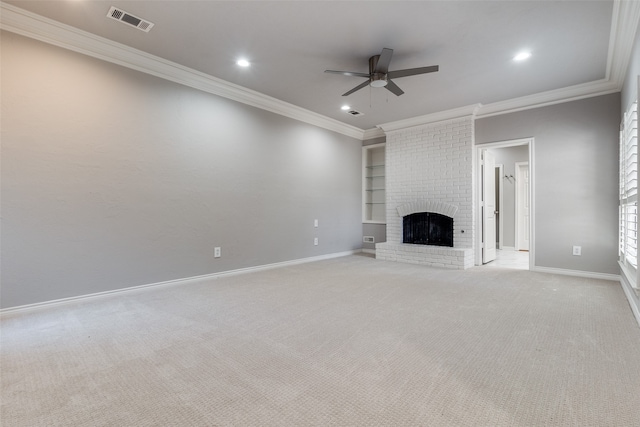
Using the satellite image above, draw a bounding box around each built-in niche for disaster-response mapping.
[363,144,386,223]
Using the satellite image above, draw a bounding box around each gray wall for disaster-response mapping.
[489,145,529,248]
[476,93,621,275]
[1,32,363,309]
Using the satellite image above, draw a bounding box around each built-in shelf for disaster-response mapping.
[363,144,386,224]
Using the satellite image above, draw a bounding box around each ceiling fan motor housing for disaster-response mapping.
[369,55,388,87]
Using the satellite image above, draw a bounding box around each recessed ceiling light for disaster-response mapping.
[513,51,532,61]
[236,59,250,67]
[341,105,351,111]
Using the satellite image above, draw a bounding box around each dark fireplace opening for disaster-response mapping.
[403,212,453,247]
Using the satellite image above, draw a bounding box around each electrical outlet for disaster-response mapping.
[314,219,318,227]
[314,238,318,246]
[214,247,221,258]
[572,246,581,256]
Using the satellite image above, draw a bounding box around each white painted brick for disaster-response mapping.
[380,116,475,267]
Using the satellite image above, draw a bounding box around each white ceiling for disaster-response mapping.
[2,1,629,132]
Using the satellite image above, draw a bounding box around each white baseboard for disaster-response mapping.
[362,249,376,255]
[0,250,361,317]
[531,266,620,281]
[618,262,640,328]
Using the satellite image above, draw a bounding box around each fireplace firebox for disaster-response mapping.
[403,212,453,247]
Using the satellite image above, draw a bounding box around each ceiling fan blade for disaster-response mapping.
[388,65,439,79]
[342,80,371,96]
[325,70,371,78]
[375,48,394,73]
[385,79,404,96]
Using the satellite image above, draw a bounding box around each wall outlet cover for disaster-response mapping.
[572,246,581,256]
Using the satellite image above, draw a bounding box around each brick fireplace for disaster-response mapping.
[375,108,477,269]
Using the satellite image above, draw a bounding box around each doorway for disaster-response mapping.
[476,139,534,269]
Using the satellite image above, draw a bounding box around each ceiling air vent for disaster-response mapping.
[107,6,154,32]
[345,110,364,117]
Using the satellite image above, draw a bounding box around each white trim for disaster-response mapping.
[619,261,640,327]
[607,0,640,88]
[475,139,534,269]
[362,248,376,255]
[0,250,360,317]
[0,2,365,140]
[378,104,481,133]
[532,266,620,282]
[529,141,536,270]
[514,161,530,252]
[476,80,619,119]
[496,164,504,250]
[363,128,386,140]
[619,258,638,291]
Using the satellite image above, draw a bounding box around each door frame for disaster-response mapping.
[496,164,504,250]
[482,150,497,264]
[475,138,535,268]
[515,161,530,251]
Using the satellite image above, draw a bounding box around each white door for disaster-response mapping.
[516,162,530,251]
[483,150,497,263]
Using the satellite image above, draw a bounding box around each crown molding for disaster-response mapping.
[362,127,386,140]
[371,76,619,132]
[607,0,640,88]
[476,79,620,119]
[378,104,481,133]
[0,2,366,140]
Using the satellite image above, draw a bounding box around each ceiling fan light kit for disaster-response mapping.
[325,48,439,97]
[370,74,388,87]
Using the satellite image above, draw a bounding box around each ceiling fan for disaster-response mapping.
[325,48,439,96]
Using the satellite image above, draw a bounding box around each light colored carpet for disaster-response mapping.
[2,254,640,426]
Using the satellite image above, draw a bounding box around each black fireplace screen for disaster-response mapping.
[403,212,453,247]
